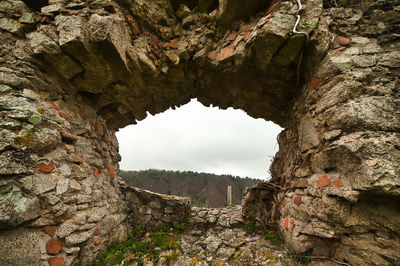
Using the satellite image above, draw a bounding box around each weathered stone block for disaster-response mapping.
[65,231,91,246]
[0,188,40,228]
[0,228,49,265]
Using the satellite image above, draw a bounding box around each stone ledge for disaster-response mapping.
[123,185,191,229]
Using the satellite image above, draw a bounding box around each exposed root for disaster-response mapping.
[292,0,309,38]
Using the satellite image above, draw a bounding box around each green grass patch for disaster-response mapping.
[290,249,312,264]
[300,19,318,29]
[94,224,183,265]
[263,230,283,246]
[172,219,188,234]
[244,221,258,234]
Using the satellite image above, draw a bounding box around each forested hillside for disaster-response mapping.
[119,170,260,207]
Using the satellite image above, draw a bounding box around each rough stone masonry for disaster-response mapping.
[0,0,399,265]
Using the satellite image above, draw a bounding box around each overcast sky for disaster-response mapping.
[116,99,282,180]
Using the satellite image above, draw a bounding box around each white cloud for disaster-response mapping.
[116,99,282,180]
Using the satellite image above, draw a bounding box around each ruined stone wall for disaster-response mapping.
[124,186,191,229]
[0,5,191,261]
[0,0,399,265]
[0,64,128,265]
[244,2,400,265]
[0,57,192,264]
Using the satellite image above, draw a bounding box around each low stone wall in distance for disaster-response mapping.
[123,184,191,230]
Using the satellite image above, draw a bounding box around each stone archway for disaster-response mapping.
[0,0,399,265]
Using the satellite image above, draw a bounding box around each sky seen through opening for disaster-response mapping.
[116,99,282,180]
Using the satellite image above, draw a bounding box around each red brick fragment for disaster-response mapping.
[169,38,179,49]
[79,110,87,120]
[239,25,252,32]
[266,1,281,15]
[35,69,46,81]
[93,227,100,235]
[37,163,54,174]
[337,36,350,46]
[46,239,64,255]
[60,9,78,15]
[43,226,57,237]
[131,22,140,35]
[332,46,346,53]
[333,177,343,187]
[225,32,238,41]
[94,169,99,178]
[207,50,217,61]
[293,195,302,206]
[58,112,70,120]
[289,218,294,232]
[109,164,115,179]
[48,101,69,119]
[310,77,321,90]
[317,175,331,188]
[219,45,235,61]
[92,237,102,245]
[49,257,64,266]
[152,35,162,49]
[284,217,289,230]
[48,101,60,111]
[226,212,233,216]
[278,199,286,212]
[239,31,250,39]
[127,50,135,61]
[110,171,115,179]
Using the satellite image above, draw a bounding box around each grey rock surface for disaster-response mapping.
[0,0,398,265]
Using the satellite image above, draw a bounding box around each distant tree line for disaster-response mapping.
[119,169,261,208]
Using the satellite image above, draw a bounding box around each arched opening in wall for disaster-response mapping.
[116,98,282,208]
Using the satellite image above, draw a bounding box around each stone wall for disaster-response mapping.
[0,67,190,266]
[0,0,399,265]
[244,1,400,265]
[124,186,191,229]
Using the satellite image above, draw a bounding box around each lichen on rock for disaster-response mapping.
[0,0,399,265]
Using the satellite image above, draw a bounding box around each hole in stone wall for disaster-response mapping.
[116,98,282,207]
[75,91,102,108]
[61,135,76,145]
[21,0,49,11]
[323,167,336,173]
[172,0,199,10]
[201,0,218,13]
[171,0,219,13]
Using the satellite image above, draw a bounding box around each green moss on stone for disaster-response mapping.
[0,84,13,93]
[34,129,49,141]
[12,192,27,213]
[13,135,34,146]
[28,114,42,125]
[19,13,36,24]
